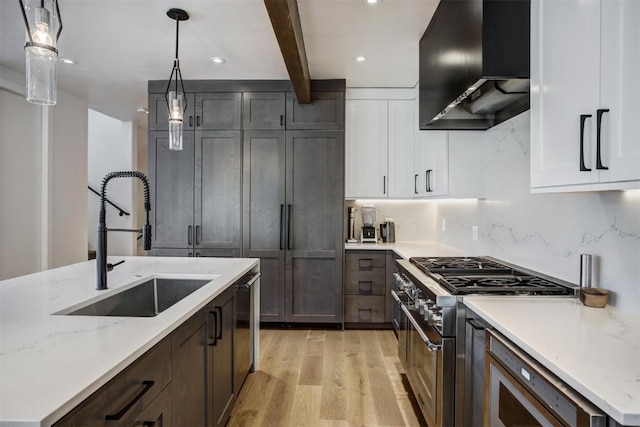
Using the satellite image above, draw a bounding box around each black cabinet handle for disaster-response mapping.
[279,204,285,250]
[195,225,201,245]
[596,109,609,170]
[196,115,201,127]
[143,421,157,427]
[426,169,433,192]
[195,252,201,257]
[189,116,193,127]
[580,114,592,171]
[414,174,419,194]
[187,225,193,245]
[105,381,155,420]
[280,115,284,127]
[209,310,218,346]
[467,318,486,330]
[188,252,193,257]
[287,204,293,250]
[215,306,223,339]
[383,176,386,194]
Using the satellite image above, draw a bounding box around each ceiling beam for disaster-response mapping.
[264,0,311,104]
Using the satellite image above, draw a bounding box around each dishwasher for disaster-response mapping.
[234,271,260,394]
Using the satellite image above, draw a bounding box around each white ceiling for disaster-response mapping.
[0,0,439,126]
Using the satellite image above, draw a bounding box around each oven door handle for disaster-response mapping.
[391,289,402,303]
[400,303,442,351]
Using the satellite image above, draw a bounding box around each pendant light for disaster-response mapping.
[164,8,189,151]
[19,0,63,106]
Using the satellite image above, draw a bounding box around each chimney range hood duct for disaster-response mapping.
[419,0,530,130]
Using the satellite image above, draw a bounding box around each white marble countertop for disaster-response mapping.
[0,256,259,427]
[463,296,640,426]
[345,241,464,259]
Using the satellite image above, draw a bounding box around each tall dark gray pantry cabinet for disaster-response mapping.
[148,80,346,325]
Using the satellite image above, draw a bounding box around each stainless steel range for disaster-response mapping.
[391,256,577,427]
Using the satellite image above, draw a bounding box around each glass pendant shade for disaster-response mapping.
[20,0,62,106]
[167,91,184,151]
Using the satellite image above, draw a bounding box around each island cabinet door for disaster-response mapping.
[207,286,235,427]
[171,307,208,427]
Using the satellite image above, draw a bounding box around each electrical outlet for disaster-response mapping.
[472,226,479,241]
[441,219,446,232]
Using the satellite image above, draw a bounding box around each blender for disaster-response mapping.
[360,204,377,243]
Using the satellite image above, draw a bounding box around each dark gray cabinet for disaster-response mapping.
[148,130,241,254]
[242,92,286,130]
[243,130,344,324]
[171,309,207,426]
[208,286,235,427]
[286,91,345,130]
[195,93,242,130]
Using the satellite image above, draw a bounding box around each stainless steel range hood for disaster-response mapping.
[419,0,530,130]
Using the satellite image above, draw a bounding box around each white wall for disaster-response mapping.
[87,109,137,256]
[0,66,88,279]
[434,112,640,312]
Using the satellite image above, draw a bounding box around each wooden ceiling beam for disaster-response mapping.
[264,0,311,104]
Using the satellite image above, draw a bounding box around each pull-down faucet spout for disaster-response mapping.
[96,171,152,290]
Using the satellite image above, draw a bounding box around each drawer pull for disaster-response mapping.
[358,308,372,321]
[105,380,155,420]
[143,422,157,427]
[358,281,373,294]
[358,259,373,270]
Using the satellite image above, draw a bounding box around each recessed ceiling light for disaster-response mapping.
[209,57,225,64]
[355,56,366,62]
[137,107,149,114]
[366,0,381,4]
[59,58,77,65]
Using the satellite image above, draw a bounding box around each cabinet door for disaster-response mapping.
[148,131,195,248]
[171,309,207,427]
[242,92,286,130]
[195,93,242,130]
[414,130,449,197]
[242,131,286,322]
[195,131,241,249]
[388,100,416,198]
[530,0,601,188]
[208,288,235,427]
[286,91,345,130]
[285,131,344,323]
[148,93,195,131]
[345,100,388,198]
[598,0,640,184]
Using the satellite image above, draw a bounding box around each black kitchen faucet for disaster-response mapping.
[96,171,152,290]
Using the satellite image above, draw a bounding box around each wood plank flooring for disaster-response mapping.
[229,329,426,427]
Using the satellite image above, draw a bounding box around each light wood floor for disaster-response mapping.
[228,328,426,427]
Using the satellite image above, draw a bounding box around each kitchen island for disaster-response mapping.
[0,256,260,427]
[464,296,640,426]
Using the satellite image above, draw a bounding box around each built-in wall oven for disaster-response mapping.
[486,329,605,427]
[393,256,577,427]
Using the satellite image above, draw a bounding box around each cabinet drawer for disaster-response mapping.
[345,269,386,295]
[345,252,386,270]
[54,338,172,427]
[133,384,172,427]
[345,295,385,323]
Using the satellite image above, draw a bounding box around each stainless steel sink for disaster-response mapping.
[61,278,211,317]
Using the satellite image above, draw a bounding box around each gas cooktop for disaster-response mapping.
[409,256,575,296]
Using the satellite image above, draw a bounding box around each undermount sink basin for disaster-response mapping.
[61,278,212,317]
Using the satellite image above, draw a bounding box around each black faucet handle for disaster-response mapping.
[142,224,152,251]
[106,260,125,272]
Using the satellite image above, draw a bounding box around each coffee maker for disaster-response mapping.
[360,204,377,243]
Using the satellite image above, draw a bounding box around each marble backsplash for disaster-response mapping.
[434,112,640,312]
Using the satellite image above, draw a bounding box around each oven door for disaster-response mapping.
[391,289,408,368]
[486,331,606,427]
[401,304,455,427]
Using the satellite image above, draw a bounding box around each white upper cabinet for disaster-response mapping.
[345,89,416,199]
[414,130,449,197]
[531,0,640,192]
